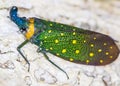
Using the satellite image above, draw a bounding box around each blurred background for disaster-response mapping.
[0,0,120,86]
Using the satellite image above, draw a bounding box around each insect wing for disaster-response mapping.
[37,21,119,65]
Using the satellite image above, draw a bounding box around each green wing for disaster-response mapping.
[37,20,119,65]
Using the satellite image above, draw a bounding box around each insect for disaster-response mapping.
[10,6,119,79]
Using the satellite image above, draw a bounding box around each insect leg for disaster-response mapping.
[36,47,42,53]
[42,51,69,79]
[17,40,30,71]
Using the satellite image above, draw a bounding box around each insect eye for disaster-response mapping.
[20,28,27,33]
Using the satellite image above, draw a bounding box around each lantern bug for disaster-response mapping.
[10,6,119,79]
